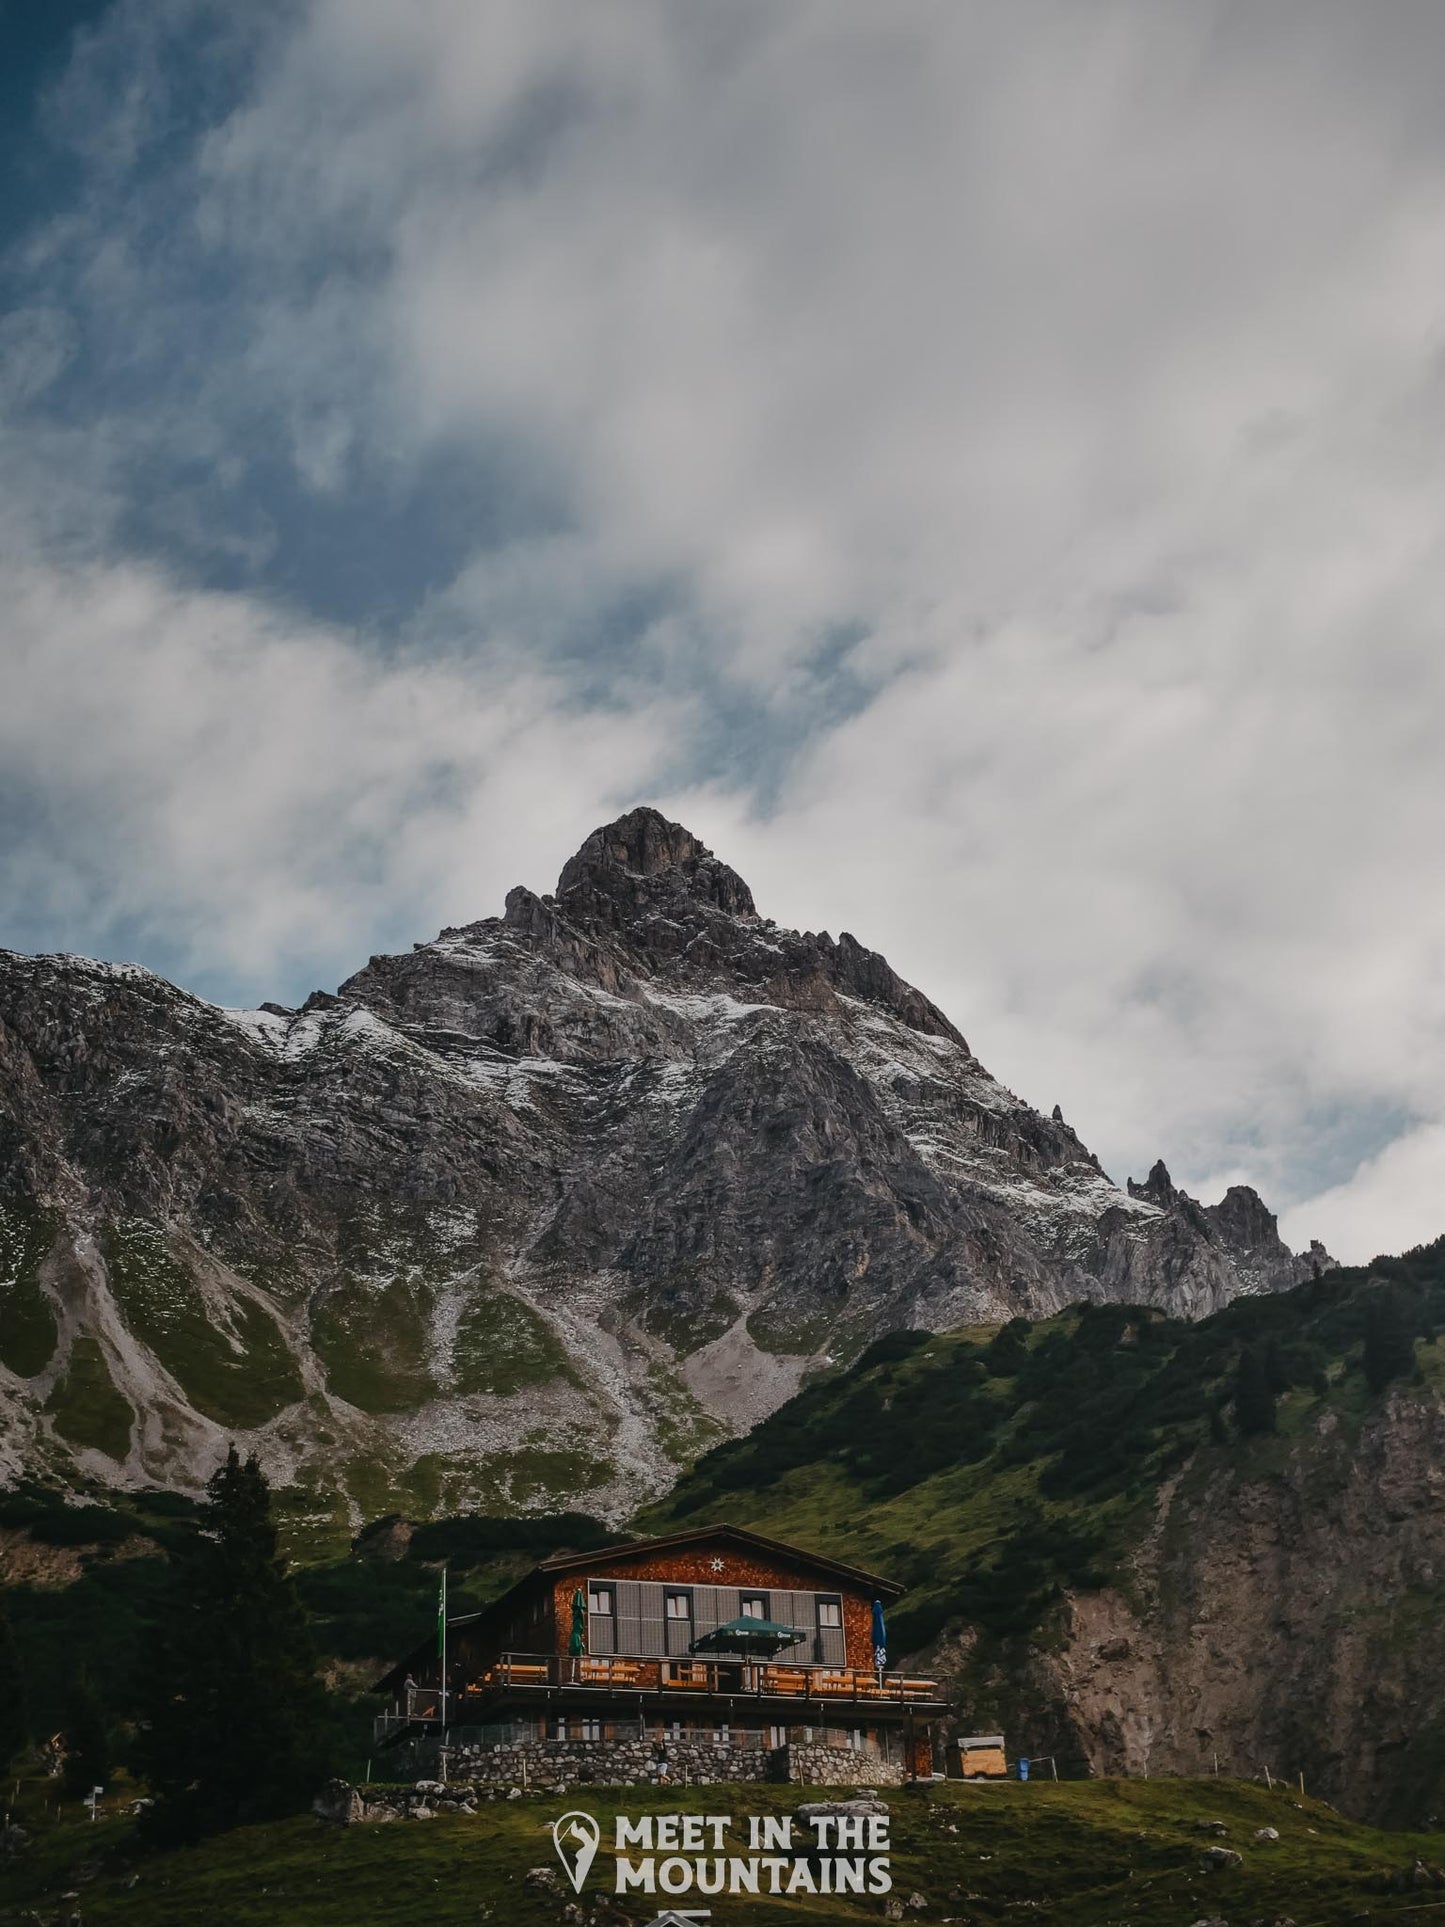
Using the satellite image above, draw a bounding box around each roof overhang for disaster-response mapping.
[536,1524,905,1599]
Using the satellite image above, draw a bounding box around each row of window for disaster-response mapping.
[588,1586,843,1629]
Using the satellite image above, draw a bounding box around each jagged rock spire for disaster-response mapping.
[1128,1159,1178,1207]
[556,807,757,918]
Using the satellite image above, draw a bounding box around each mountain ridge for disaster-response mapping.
[0,806,1327,1521]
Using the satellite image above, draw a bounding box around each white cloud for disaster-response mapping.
[1280,1125,1445,1267]
[0,549,682,996]
[6,1,1445,1259]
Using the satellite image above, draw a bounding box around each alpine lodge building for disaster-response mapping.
[375,1525,945,1786]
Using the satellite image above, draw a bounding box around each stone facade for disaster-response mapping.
[453,1735,772,1787]
[783,1744,906,1788]
[383,1735,908,1793]
[316,1747,908,1826]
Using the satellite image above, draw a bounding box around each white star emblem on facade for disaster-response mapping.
[709,1557,725,1573]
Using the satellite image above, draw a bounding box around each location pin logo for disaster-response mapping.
[553,1810,601,1892]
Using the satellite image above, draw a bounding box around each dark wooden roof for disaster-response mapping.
[534,1523,904,1599]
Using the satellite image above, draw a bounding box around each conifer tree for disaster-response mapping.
[1235,1345,1276,1436]
[1363,1287,1417,1394]
[0,1596,26,1770]
[139,1445,329,1840]
[1263,1337,1290,1394]
[986,1319,1031,1377]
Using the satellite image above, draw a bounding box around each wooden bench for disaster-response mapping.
[494,1661,550,1685]
[760,1667,809,1694]
[576,1658,644,1687]
[663,1663,710,1689]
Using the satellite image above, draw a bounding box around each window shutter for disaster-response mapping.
[636,1581,667,1658]
[588,1602,616,1655]
[691,1584,725,1641]
[615,1580,644,1657]
[777,1590,812,1659]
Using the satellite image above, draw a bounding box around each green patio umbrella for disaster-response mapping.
[568,1587,587,1658]
[689,1616,808,1659]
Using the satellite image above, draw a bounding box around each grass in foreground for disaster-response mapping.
[3,1776,1443,1926]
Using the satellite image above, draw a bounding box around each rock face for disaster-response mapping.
[0,807,1326,1519]
[969,1381,1445,1825]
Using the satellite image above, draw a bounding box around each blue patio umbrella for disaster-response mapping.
[871,1598,888,1674]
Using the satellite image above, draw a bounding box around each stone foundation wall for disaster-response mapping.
[784,1744,906,1787]
[350,1735,909,1807]
[443,1734,775,1786]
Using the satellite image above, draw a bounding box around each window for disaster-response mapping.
[665,1592,692,1619]
[817,1598,843,1629]
[740,1594,768,1619]
[588,1586,614,1615]
[579,1716,601,1740]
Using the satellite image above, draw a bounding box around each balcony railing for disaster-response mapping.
[379,1652,940,1731]
[477,1653,938,1701]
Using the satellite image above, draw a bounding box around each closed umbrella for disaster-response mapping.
[569,1587,587,1658]
[871,1598,888,1678]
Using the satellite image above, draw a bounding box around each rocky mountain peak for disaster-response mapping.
[555,807,757,923]
[1208,1182,1282,1253]
[0,810,1331,1519]
[1128,1158,1178,1207]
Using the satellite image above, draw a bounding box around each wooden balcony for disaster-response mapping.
[462,1651,941,1707]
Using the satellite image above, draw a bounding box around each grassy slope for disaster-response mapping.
[0,1196,58,1377]
[642,1238,1445,1653]
[104,1220,303,1431]
[5,1777,1445,1926]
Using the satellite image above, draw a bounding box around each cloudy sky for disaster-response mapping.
[3,1,1443,1263]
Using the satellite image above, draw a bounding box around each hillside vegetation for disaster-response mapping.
[648,1238,1445,1652]
[6,1239,1445,1844]
[5,1775,1445,1927]
[0,1492,610,1750]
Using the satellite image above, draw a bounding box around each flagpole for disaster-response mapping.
[440,1564,448,1732]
